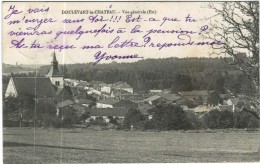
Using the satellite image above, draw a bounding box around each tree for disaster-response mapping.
[204,109,222,129]
[206,2,260,118]
[80,111,90,123]
[148,104,191,130]
[206,2,259,91]
[15,95,34,127]
[185,111,205,129]
[172,74,193,92]
[207,91,223,106]
[123,108,145,129]
[59,106,79,127]
[203,109,234,129]
[236,110,259,129]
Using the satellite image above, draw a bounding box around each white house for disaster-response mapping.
[101,84,112,94]
[114,82,133,93]
[226,98,239,112]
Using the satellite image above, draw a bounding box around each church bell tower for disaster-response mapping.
[47,52,64,87]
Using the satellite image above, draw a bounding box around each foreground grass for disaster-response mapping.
[3,127,260,163]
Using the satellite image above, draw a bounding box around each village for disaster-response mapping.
[3,52,251,129]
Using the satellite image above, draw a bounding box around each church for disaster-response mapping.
[5,52,72,101]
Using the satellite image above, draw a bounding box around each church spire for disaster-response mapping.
[47,51,63,77]
[52,51,58,63]
[51,51,59,71]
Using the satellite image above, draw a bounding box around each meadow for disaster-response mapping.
[3,127,260,163]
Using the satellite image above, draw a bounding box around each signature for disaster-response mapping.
[93,51,143,65]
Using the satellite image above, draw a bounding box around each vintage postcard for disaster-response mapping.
[2,1,260,163]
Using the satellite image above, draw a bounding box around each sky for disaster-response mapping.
[2,1,225,65]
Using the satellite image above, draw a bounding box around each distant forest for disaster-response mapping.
[36,57,255,96]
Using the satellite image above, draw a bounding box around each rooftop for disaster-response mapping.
[57,99,74,108]
[143,95,163,102]
[11,77,56,98]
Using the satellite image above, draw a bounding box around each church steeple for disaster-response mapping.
[47,52,64,87]
[47,51,63,77]
[52,51,58,62]
[51,51,59,72]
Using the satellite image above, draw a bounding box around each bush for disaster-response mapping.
[88,117,108,127]
[236,110,259,129]
[185,111,205,129]
[203,109,234,129]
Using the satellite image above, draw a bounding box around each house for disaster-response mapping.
[114,81,134,93]
[101,84,113,94]
[157,93,181,103]
[96,98,119,108]
[143,95,168,105]
[225,97,239,112]
[226,98,239,106]
[110,89,134,99]
[87,107,129,123]
[217,105,234,112]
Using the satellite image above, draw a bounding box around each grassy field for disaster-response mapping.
[3,127,260,163]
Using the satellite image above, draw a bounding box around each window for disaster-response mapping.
[55,81,60,86]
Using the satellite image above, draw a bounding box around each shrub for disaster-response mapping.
[236,110,259,129]
[123,108,145,129]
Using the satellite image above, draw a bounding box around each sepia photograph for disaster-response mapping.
[2,1,260,163]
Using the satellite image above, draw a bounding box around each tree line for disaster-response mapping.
[123,103,259,131]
